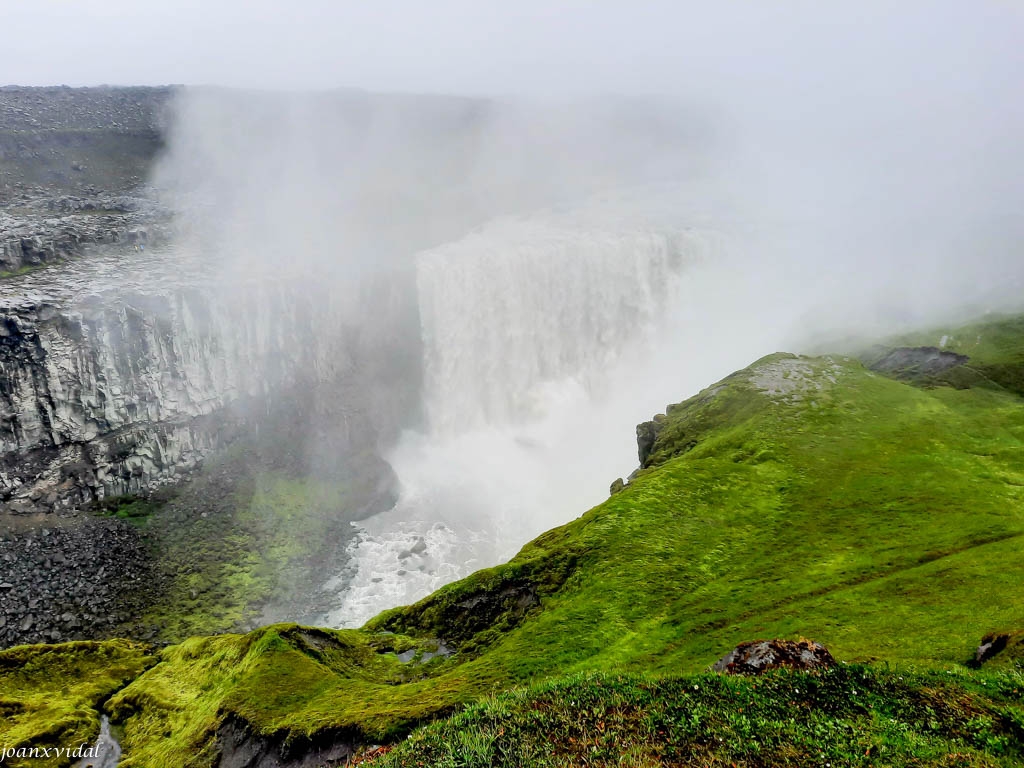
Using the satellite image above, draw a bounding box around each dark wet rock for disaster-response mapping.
[636,420,661,466]
[974,630,1024,666]
[409,537,427,555]
[216,715,356,768]
[713,638,836,675]
[0,513,159,648]
[868,346,969,379]
[398,537,428,560]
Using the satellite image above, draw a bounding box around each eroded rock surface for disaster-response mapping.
[1,194,170,273]
[216,716,356,768]
[975,630,1024,666]
[868,346,970,379]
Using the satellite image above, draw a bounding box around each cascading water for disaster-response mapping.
[326,199,728,627]
[418,217,693,430]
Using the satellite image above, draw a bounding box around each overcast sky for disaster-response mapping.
[2,1,1022,98]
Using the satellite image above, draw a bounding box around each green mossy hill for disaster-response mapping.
[106,625,458,768]
[0,640,154,768]
[376,667,1024,768]
[8,313,1024,766]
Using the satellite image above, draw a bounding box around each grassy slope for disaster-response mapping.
[4,314,1024,766]
[376,667,1024,767]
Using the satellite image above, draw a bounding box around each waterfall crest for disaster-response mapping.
[417,212,712,431]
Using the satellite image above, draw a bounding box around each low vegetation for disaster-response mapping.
[375,667,1024,767]
[108,445,379,642]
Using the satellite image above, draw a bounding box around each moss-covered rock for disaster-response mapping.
[105,624,460,768]
[0,640,154,768]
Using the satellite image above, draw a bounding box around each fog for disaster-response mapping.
[33,1,1024,621]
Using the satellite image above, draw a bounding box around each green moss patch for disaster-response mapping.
[0,640,154,768]
[92,495,160,520]
[124,447,377,642]
[107,625,459,768]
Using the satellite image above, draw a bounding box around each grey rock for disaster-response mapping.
[868,346,969,379]
[636,419,661,466]
[713,638,836,675]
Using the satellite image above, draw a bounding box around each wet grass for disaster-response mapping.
[374,667,1024,768]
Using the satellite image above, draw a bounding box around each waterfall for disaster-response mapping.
[327,200,725,627]
[417,215,708,431]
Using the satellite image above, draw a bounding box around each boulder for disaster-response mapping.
[974,630,1024,666]
[636,420,659,466]
[713,638,836,675]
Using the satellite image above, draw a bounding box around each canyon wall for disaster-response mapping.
[0,249,419,513]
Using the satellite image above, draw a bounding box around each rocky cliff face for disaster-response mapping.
[0,247,419,513]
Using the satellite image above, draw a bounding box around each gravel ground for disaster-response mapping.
[0,511,163,647]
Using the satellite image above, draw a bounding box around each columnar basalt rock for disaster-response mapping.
[0,248,419,513]
[0,196,170,273]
